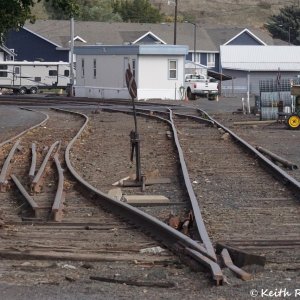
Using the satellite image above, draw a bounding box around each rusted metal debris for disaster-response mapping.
[168,211,194,236]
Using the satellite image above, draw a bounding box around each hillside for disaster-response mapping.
[31,0,297,29]
[151,0,290,28]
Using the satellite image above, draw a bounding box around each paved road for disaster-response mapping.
[0,106,45,142]
[185,95,255,114]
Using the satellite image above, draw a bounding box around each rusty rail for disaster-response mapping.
[221,249,252,281]
[10,174,40,217]
[0,139,21,192]
[168,109,217,261]
[52,153,65,221]
[256,146,298,170]
[31,141,60,193]
[29,143,37,178]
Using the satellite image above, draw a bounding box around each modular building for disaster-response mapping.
[74,44,188,100]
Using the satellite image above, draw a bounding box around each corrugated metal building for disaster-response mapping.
[220,45,300,95]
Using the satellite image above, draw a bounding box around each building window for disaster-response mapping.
[132,59,136,78]
[49,70,57,76]
[81,58,85,78]
[168,60,177,79]
[93,59,96,78]
[0,65,7,77]
[207,53,215,67]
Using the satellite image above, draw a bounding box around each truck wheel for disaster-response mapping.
[187,89,196,100]
[208,94,217,101]
[29,87,38,94]
[19,87,27,95]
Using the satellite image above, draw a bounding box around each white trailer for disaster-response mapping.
[0,61,71,94]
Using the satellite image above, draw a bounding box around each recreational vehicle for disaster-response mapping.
[0,61,71,94]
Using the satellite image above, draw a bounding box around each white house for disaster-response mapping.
[74,44,188,100]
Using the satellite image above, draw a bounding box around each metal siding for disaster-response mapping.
[221,70,300,95]
[76,54,137,88]
[227,32,263,45]
[5,28,68,62]
[221,45,300,71]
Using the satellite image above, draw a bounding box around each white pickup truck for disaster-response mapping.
[185,74,219,100]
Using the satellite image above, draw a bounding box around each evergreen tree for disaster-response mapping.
[266,5,300,45]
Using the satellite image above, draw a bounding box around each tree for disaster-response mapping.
[265,5,300,45]
[112,0,163,23]
[45,0,122,22]
[0,0,79,42]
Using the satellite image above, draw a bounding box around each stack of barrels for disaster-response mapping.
[259,79,292,120]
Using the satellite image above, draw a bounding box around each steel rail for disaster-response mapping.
[58,107,223,285]
[168,109,217,261]
[0,108,49,148]
[0,95,183,109]
[198,109,300,195]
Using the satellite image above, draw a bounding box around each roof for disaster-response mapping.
[22,20,283,53]
[220,45,300,71]
[223,28,266,46]
[205,26,284,46]
[74,44,188,56]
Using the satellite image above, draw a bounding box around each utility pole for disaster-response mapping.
[70,17,74,96]
[173,0,178,45]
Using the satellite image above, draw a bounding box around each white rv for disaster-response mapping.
[0,61,71,94]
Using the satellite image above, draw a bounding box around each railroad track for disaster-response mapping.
[0,108,182,289]
[96,106,300,281]
[0,103,299,291]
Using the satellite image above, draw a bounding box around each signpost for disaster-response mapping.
[125,64,142,183]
